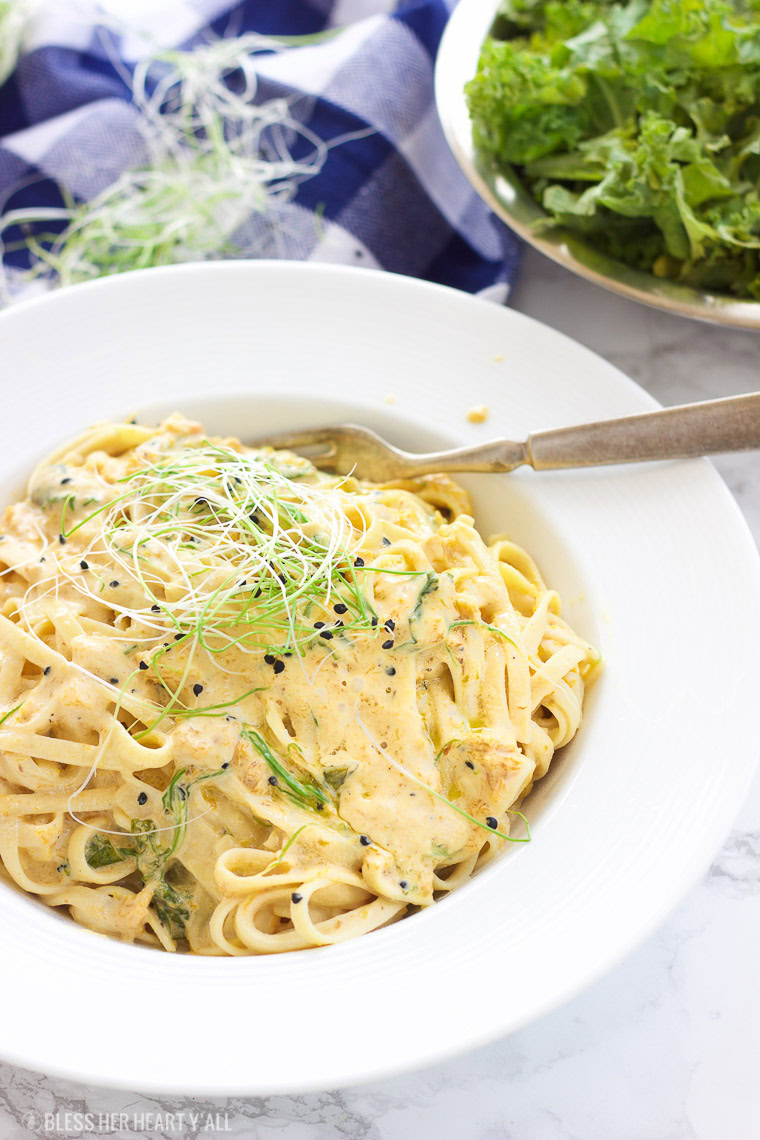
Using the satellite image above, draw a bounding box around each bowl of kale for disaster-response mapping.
[436,0,760,327]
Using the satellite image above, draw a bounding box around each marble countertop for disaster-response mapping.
[2,251,758,1140]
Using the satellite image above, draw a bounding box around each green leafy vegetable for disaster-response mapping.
[83,766,225,939]
[466,0,760,297]
[151,878,191,941]
[431,741,531,843]
[410,572,438,623]
[323,766,350,790]
[85,834,134,869]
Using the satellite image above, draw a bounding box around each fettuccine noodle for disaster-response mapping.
[0,416,600,953]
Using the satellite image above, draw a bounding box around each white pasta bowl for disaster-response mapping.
[0,261,758,1095]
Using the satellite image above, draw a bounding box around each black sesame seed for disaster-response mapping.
[486,816,498,829]
[109,677,118,685]
[382,536,391,546]
[291,892,303,904]
[382,639,393,650]
[268,775,278,786]
[386,666,396,676]
[237,579,246,587]
[354,556,365,567]
[316,803,324,811]
[174,633,184,641]
[58,534,66,545]
[400,880,408,889]
[253,588,262,599]
[151,604,160,612]
[333,603,348,615]
[39,556,46,563]
[371,616,378,627]
[193,683,204,696]
[138,661,148,671]
[221,761,230,769]
[384,618,395,631]
[359,835,371,846]
[314,621,325,629]
[137,791,148,805]
[79,560,89,570]
[264,654,275,665]
[319,630,333,640]
[109,579,119,588]
[60,477,71,485]
[43,666,51,676]
[273,660,285,674]
[465,760,475,770]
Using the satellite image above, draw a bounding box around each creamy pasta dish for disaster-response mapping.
[0,416,600,954]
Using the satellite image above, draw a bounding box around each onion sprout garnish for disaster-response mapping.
[0,31,371,300]
[60,439,378,660]
[152,688,265,722]
[133,684,268,741]
[0,702,23,727]
[260,822,313,875]
[450,620,578,695]
[355,709,531,844]
[243,727,329,811]
[157,766,228,853]
[448,619,520,651]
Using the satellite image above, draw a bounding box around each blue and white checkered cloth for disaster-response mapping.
[0,1,519,300]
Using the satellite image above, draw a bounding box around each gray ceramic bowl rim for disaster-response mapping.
[434,0,760,330]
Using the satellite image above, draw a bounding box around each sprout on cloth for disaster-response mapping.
[0,32,362,299]
[0,0,33,88]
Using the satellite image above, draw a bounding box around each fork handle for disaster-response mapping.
[525,392,760,470]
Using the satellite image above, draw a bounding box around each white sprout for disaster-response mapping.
[54,438,374,665]
[0,30,367,300]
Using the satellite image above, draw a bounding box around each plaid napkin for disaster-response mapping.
[0,0,519,300]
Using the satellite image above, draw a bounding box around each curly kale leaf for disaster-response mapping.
[466,0,760,296]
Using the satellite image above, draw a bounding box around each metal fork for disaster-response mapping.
[253,392,760,481]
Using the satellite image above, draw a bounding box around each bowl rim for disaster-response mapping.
[0,261,758,1095]
[434,0,760,331]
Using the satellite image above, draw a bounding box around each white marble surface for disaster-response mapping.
[1,250,759,1140]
